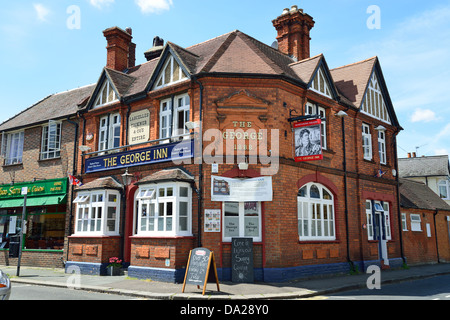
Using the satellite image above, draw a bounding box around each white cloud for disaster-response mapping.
[135,0,173,14]
[90,0,115,9]
[410,108,440,123]
[33,3,50,22]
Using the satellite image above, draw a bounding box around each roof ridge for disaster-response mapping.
[199,31,238,73]
[330,56,377,71]
[289,53,323,66]
[186,30,236,50]
[167,41,200,58]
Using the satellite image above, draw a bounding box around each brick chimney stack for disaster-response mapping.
[103,26,136,71]
[272,5,315,61]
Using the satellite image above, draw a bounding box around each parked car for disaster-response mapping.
[0,270,11,300]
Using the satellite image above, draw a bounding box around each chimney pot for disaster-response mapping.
[408,153,411,158]
[282,8,289,15]
[412,152,417,158]
[290,5,298,12]
[144,36,165,61]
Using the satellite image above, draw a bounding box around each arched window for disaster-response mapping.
[297,183,335,241]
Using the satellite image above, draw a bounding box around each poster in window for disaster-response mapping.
[293,119,323,162]
[204,209,221,233]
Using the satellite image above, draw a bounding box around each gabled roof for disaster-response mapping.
[398,155,450,178]
[399,178,450,211]
[330,56,401,128]
[0,84,94,132]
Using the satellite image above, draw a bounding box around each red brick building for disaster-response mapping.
[399,178,450,265]
[62,6,406,282]
[0,86,93,268]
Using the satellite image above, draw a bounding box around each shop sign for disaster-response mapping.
[0,178,67,200]
[85,139,194,173]
[293,119,323,162]
[211,176,272,202]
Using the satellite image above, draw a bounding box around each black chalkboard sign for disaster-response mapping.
[232,237,254,283]
[182,247,220,296]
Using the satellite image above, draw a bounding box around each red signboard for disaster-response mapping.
[293,119,323,162]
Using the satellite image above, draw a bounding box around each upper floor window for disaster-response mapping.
[377,129,386,165]
[1,131,24,165]
[154,56,188,89]
[74,190,121,236]
[362,123,372,161]
[93,81,118,109]
[305,102,327,149]
[438,179,450,200]
[298,183,335,241]
[41,121,62,160]
[361,72,391,124]
[311,67,332,98]
[160,93,190,141]
[99,113,121,152]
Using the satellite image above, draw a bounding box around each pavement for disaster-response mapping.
[1,263,450,300]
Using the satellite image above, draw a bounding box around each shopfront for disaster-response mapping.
[0,179,68,267]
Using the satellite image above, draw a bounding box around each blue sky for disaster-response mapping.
[0,0,449,158]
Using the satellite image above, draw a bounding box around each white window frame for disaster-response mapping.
[94,80,118,109]
[223,201,262,242]
[311,67,332,98]
[365,200,391,240]
[136,182,192,237]
[438,179,450,200]
[378,129,386,165]
[298,183,335,241]
[362,123,372,161]
[99,113,121,152]
[401,213,408,231]
[74,190,121,236]
[159,93,190,141]
[361,72,391,124]
[305,102,327,150]
[154,55,188,90]
[2,131,24,165]
[410,214,422,232]
[41,121,62,160]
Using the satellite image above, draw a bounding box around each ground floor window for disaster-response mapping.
[365,200,391,241]
[0,206,65,250]
[136,182,192,237]
[223,201,262,242]
[74,190,120,236]
[297,183,335,241]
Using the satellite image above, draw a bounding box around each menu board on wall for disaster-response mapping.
[211,176,272,202]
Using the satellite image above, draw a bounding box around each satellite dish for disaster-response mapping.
[271,41,278,49]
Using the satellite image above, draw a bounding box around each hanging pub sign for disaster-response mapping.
[293,119,323,162]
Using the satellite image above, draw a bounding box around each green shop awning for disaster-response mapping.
[0,195,67,209]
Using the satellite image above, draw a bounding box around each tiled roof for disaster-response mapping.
[330,57,377,108]
[399,178,450,211]
[0,84,94,131]
[135,168,194,185]
[398,155,450,178]
[76,176,123,191]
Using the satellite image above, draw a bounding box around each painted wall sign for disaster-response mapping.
[128,109,150,144]
[85,139,194,173]
[293,119,323,162]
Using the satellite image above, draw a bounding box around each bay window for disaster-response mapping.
[74,190,120,235]
[136,182,192,236]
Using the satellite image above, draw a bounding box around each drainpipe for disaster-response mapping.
[193,76,204,248]
[65,116,79,263]
[393,130,406,265]
[433,210,441,263]
[335,111,354,272]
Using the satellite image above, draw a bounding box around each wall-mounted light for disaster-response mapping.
[335,111,348,117]
[375,125,386,132]
[185,121,200,130]
[79,145,92,152]
[121,168,133,187]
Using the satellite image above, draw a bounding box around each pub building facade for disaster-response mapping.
[66,6,404,282]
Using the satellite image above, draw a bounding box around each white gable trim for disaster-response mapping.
[361,71,391,124]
